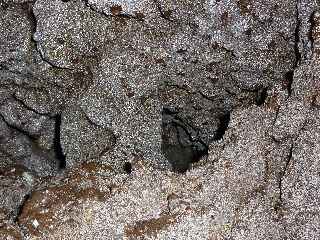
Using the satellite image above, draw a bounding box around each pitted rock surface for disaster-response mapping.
[1,0,320,239]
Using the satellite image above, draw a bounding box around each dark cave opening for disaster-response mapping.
[161,107,209,173]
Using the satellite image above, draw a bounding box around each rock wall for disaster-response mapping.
[0,0,320,239]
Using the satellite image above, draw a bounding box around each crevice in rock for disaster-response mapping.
[271,104,281,130]
[284,71,294,96]
[161,107,208,173]
[283,0,301,97]
[309,11,316,47]
[14,193,31,223]
[153,0,174,22]
[255,87,268,106]
[275,121,306,214]
[214,112,230,141]
[37,54,75,71]
[277,141,294,210]
[28,14,75,72]
[13,192,32,238]
[12,93,50,117]
[123,162,132,174]
[294,2,301,66]
[0,112,37,141]
[53,114,66,169]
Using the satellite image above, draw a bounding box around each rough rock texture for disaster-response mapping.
[1,0,320,239]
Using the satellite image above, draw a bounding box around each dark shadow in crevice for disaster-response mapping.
[53,114,66,169]
[162,143,208,174]
[284,71,294,96]
[279,3,300,98]
[14,193,31,223]
[294,3,301,65]
[123,162,132,174]
[214,112,230,141]
[161,107,208,174]
[255,87,268,106]
[309,11,316,47]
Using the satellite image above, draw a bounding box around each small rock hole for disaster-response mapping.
[123,162,132,174]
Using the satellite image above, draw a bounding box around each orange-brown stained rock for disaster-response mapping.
[125,214,178,238]
[18,162,112,236]
[74,162,113,175]
[312,92,320,107]
[18,185,74,236]
[110,5,122,15]
[67,162,114,183]
[265,94,279,112]
[0,223,23,240]
[18,184,109,236]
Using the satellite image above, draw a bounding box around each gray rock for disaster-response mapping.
[61,104,116,167]
[0,165,37,221]
[1,0,320,239]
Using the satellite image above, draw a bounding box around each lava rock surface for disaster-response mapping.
[1,0,320,239]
